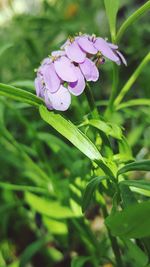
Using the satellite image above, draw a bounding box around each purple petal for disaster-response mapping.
[65,41,86,63]
[51,50,66,57]
[79,58,99,82]
[77,36,97,55]
[108,43,118,49]
[116,50,127,66]
[68,67,85,96]
[41,63,61,93]
[54,56,78,82]
[41,57,52,65]
[45,85,71,111]
[94,38,119,62]
[44,91,53,110]
[34,77,45,97]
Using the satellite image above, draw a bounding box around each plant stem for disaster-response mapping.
[114,52,150,107]
[102,204,124,267]
[116,1,150,42]
[85,83,99,119]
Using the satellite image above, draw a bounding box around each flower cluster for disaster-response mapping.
[35,34,126,111]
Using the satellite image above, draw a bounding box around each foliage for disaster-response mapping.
[0,0,150,267]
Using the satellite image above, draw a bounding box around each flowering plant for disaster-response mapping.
[0,1,150,267]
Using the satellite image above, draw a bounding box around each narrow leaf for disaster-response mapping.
[39,105,103,161]
[120,180,150,192]
[82,176,107,213]
[88,119,122,140]
[104,0,119,40]
[0,83,43,107]
[25,192,76,219]
[117,160,150,176]
[19,236,51,267]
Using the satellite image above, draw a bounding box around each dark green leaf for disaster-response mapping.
[120,180,150,191]
[117,160,150,176]
[119,183,137,208]
[122,238,148,267]
[71,256,90,267]
[19,236,51,267]
[105,200,150,238]
[82,176,107,213]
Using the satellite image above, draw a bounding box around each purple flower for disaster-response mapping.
[45,85,71,111]
[35,33,127,111]
[94,37,127,66]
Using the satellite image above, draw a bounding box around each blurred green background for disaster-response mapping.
[0,0,149,266]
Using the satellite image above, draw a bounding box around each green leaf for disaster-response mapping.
[104,0,119,40]
[39,105,103,161]
[119,183,137,208]
[25,192,76,219]
[71,256,90,267]
[88,119,122,140]
[120,180,150,191]
[117,160,150,176]
[0,43,13,57]
[122,238,148,267]
[116,1,150,42]
[105,200,150,238]
[19,236,51,267]
[0,83,43,107]
[118,136,133,161]
[117,98,150,110]
[43,216,68,235]
[82,176,107,213]
[10,80,35,91]
[0,181,47,193]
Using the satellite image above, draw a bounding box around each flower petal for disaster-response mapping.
[68,67,85,96]
[77,36,97,54]
[41,57,52,65]
[79,58,99,82]
[34,77,44,97]
[94,38,119,62]
[46,85,71,111]
[51,50,66,57]
[108,43,118,49]
[65,41,86,63]
[41,63,61,93]
[54,56,78,82]
[116,50,127,66]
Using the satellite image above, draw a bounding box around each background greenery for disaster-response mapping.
[0,0,150,266]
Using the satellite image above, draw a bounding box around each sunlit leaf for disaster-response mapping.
[39,105,103,161]
[25,192,76,219]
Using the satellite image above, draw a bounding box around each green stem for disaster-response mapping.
[102,204,124,267]
[116,1,150,42]
[114,52,150,107]
[85,83,99,119]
